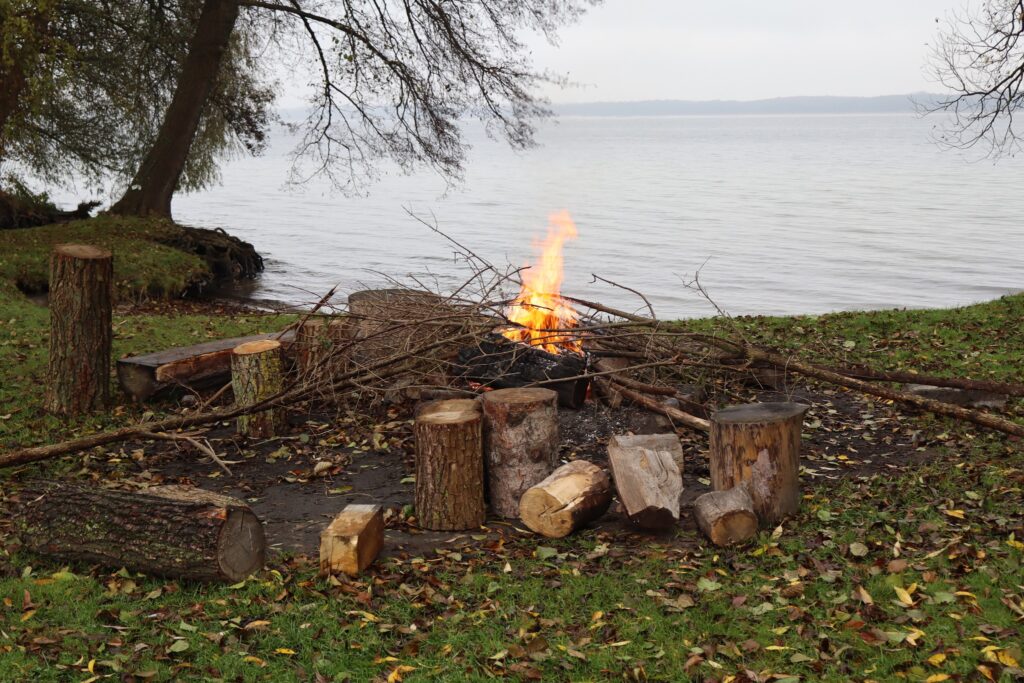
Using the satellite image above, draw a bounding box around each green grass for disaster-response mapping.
[0,221,1022,681]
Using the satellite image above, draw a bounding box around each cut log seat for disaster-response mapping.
[117,330,296,401]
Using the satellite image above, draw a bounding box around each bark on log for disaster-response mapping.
[414,399,486,530]
[319,504,384,577]
[693,485,758,546]
[231,339,284,438]
[44,244,113,415]
[519,460,612,538]
[710,402,807,525]
[296,317,352,385]
[607,434,684,530]
[117,331,296,402]
[481,388,560,518]
[13,483,265,582]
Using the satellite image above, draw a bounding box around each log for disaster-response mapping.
[13,483,265,582]
[836,364,1024,398]
[348,288,450,365]
[231,339,285,438]
[481,387,560,518]
[519,460,612,538]
[456,334,590,408]
[117,331,296,402]
[607,434,684,530]
[319,504,384,577]
[295,317,352,385]
[709,402,807,525]
[414,399,486,530]
[693,485,758,546]
[44,244,113,415]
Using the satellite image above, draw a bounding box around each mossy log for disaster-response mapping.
[519,460,612,538]
[481,388,559,518]
[13,483,265,582]
[414,399,485,530]
[231,339,284,438]
[709,402,808,525]
[44,244,113,416]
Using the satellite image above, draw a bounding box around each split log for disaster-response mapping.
[319,504,384,577]
[296,317,352,384]
[481,387,559,518]
[13,483,265,582]
[414,399,485,530]
[693,485,758,546]
[710,402,807,525]
[457,334,590,408]
[519,460,612,538]
[607,434,684,530]
[44,244,112,415]
[231,339,284,438]
[117,330,296,402]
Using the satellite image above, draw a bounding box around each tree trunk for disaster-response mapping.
[108,0,239,218]
[709,402,807,525]
[13,483,265,582]
[44,244,113,415]
[607,434,683,530]
[319,504,384,577]
[693,485,758,546]
[296,317,353,385]
[519,460,612,538]
[230,339,284,437]
[481,388,559,518]
[414,399,486,530]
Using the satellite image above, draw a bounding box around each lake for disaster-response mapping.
[172,114,1023,318]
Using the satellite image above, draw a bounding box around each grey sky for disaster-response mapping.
[528,0,958,102]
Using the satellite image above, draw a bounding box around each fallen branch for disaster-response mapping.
[834,364,1024,398]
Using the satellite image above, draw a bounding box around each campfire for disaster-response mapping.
[456,211,590,408]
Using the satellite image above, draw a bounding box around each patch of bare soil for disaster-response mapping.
[85,380,946,560]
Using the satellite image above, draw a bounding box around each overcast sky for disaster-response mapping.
[527,0,959,102]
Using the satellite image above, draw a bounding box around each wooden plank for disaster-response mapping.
[117,330,295,402]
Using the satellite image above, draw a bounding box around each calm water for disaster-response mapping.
[171,114,1023,318]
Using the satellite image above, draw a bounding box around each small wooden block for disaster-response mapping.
[319,504,384,577]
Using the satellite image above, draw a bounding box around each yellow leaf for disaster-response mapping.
[925,675,950,682]
[88,659,96,673]
[894,586,915,606]
[944,509,965,519]
[275,648,296,656]
[20,610,35,622]
[591,611,604,622]
[996,650,1019,667]
[927,653,947,666]
[764,646,789,651]
[387,665,415,683]
[243,656,266,667]
[856,585,874,605]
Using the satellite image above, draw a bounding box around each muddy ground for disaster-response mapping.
[84,380,937,560]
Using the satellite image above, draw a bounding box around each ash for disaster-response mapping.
[557,401,672,464]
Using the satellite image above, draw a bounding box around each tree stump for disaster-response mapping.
[319,504,384,577]
[347,288,448,364]
[481,387,559,518]
[296,317,352,385]
[519,460,612,538]
[44,244,113,415]
[693,485,758,546]
[709,402,808,525]
[607,434,683,530]
[231,339,284,437]
[13,483,266,582]
[414,398,485,530]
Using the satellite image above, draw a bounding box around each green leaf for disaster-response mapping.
[849,542,869,557]
[168,640,190,653]
[536,546,558,561]
[697,577,722,592]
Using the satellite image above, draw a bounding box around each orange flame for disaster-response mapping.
[503,210,582,354]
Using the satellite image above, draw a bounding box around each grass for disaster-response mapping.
[1,220,1022,681]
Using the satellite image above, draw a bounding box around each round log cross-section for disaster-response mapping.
[481,387,559,518]
[44,244,113,415]
[414,399,485,530]
[231,339,284,438]
[709,402,808,525]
